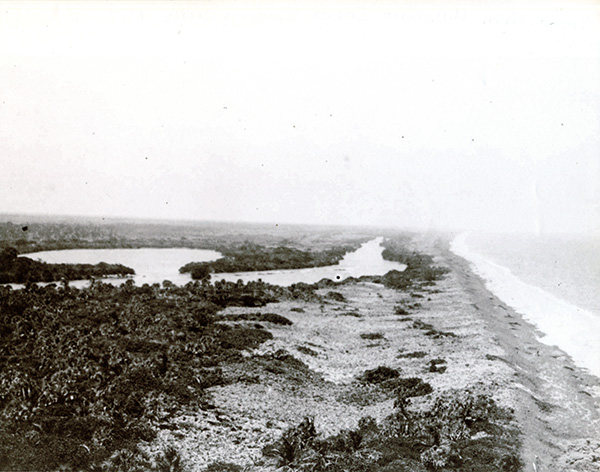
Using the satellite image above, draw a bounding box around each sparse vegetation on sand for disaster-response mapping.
[0,277,317,471]
[264,388,521,472]
[380,239,449,289]
[0,228,532,472]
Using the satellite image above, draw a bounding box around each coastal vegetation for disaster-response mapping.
[0,223,527,471]
[380,239,449,289]
[263,388,520,472]
[0,247,134,284]
[180,243,359,279]
[0,278,317,470]
[0,220,370,256]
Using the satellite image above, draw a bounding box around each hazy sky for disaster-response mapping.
[1,1,599,234]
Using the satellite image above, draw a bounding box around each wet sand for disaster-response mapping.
[442,242,600,471]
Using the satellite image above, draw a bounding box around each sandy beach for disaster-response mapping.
[141,237,600,471]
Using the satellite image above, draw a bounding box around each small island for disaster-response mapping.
[0,247,135,284]
[179,243,362,280]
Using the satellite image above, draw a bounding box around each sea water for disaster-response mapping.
[451,232,600,378]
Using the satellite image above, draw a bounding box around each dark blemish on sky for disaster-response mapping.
[336,275,341,280]
[22,226,28,232]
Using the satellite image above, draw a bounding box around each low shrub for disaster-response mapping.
[326,291,347,302]
[217,325,273,351]
[359,366,400,384]
[360,332,385,340]
[413,320,457,338]
[202,462,242,472]
[263,389,520,472]
[393,377,433,399]
[429,359,447,373]
[296,345,319,357]
[221,312,293,325]
[394,305,410,316]
[0,280,278,470]
[397,351,427,359]
[263,417,317,466]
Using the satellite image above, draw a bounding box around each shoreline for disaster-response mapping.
[435,238,600,471]
[139,235,600,471]
[449,232,600,380]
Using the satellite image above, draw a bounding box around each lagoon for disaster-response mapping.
[20,237,405,288]
[22,247,222,288]
[211,237,406,286]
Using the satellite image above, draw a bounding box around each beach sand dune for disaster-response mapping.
[144,237,600,471]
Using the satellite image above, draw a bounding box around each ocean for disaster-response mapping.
[451,232,600,379]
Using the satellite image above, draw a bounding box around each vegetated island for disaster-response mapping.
[179,243,361,280]
[0,247,135,284]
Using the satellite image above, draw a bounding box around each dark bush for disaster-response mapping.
[326,291,346,302]
[221,312,293,325]
[0,278,279,470]
[359,366,401,384]
[393,377,433,399]
[397,351,428,359]
[360,332,385,340]
[429,359,447,373]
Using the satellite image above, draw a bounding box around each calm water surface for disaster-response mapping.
[18,237,405,288]
[21,248,222,287]
[211,237,406,286]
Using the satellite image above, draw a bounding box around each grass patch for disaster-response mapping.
[340,311,362,317]
[394,305,410,316]
[326,291,347,302]
[359,366,400,384]
[398,351,428,359]
[296,345,319,357]
[413,320,457,338]
[429,358,447,373]
[220,312,293,325]
[263,388,521,472]
[360,332,385,340]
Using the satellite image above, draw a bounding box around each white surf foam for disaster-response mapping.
[451,233,600,379]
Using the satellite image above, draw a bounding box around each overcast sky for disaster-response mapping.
[1,1,599,234]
